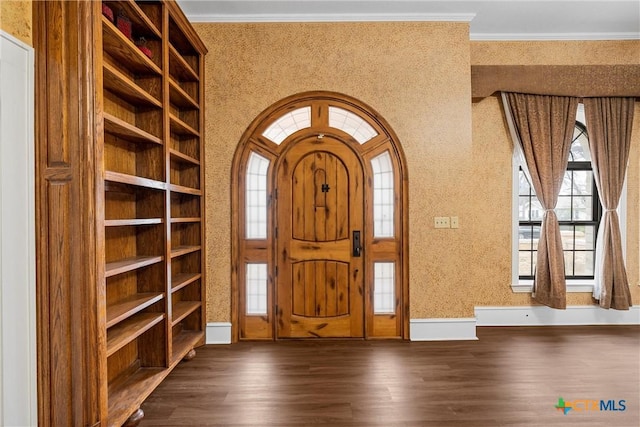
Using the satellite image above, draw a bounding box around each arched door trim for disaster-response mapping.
[231,91,409,341]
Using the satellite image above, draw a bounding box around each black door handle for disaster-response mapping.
[352,230,362,257]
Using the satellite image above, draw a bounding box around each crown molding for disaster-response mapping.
[470,32,640,41]
[186,12,476,23]
[186,12,638,41]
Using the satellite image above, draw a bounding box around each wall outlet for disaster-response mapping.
[434,216,450,229]
[450,216,459,229]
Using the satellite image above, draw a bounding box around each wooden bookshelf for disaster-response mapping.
[105,255,164,278]
[34,1,207,425]
[104,113,163,146]
[100,1,208,425]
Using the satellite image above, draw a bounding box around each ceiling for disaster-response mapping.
[176,0,640,40]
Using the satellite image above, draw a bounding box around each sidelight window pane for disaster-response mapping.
[246,263,268,315]
[329,107,378,144]
[371,151,394,238]
[246,152,269,239]
[262,107,311,144]
[374,262,395,314]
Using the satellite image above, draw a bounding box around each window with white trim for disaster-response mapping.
[512,105,622,291]
[518,121,600,279]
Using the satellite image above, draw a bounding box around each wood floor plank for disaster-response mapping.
[139,326,640,427]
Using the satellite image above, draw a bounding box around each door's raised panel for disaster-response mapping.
[288,315,354,338]
[291,152,349,242]
[291,261,349,317]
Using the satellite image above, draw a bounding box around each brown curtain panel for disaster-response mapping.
[583,97,635,310]
[505,93,578,309]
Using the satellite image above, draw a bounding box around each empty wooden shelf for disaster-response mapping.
[34,1,207,425]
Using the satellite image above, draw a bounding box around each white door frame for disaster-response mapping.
[0,30,37,427]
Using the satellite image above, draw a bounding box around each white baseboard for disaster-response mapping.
[475,305,640,326]
[206,322,232,344]
[205,307,638,345]
[409,318,478,341]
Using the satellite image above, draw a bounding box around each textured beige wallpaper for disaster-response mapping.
[471,40,640,65]
[471,41,640,309]
[1,1,32,45]
[195,22,473,320]
[195,23,640,323]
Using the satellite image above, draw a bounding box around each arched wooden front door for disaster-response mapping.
[276,135,364,338]
[232,92,408,341]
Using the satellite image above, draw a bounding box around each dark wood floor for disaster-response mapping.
[139,326,640,427]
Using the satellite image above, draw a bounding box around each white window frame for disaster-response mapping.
[511,153,628,294]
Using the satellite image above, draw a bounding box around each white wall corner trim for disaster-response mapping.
[410,318,478,341]
[475,306,640,326]
[206,322,232,344]
[0,30,37,427]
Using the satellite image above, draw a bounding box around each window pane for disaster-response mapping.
[518,226,540,249]
[371,151,394,238]
[518,223,539,277]
[581,225,595,250]
[246,152,270,239]
[518,252,531,277]
[564,251,575,276]
[530,199,544,221]
[518,196,531,221]
[374,262,395,314]
[556,196,572,221]
[518,170,532,195]
[573,171,593,196]
[559,171,573,196]
[519,197,544,221]
[519,250,537,277]
[262,107,311,144]
[560,225,575,250]
[573,196,592,221]
[575,251,594,276]
[329,107,378,144]
[246,263,268,315]
[570,125,590,161]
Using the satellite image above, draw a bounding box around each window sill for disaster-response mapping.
[512,280,594,294]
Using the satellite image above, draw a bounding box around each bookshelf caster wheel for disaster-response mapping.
[123,408,144,426]
[183,348,196,361]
